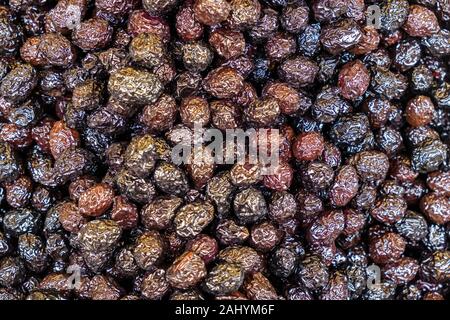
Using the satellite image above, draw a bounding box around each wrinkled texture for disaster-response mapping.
[0,0,448,302]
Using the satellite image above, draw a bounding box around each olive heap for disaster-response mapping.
[0,0,449,301]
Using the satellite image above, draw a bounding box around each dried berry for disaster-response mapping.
[243,272,278,300]
[45,0,87,34]
[263,82,308,115]
[250,221,283,252]
[411,139,448,173]
[21,33,77,67]
[280,1,309,34]
[380,0,409,33]
[203,67,244,99]
[218,246,263,274]
[154,161,189,196]
[141,196,182,230]
[180,96,210,128]
[330,165,359,207]
[116,169,156,204]
[140,269,170,300]
[351,26,380,55]
[108,67,163,106]
[133,231,164,270]
[228,0,261,30]
[72,18,113,51]
[174,201,215,238]
[216,219,249,246]
[57,201,86,233]
[293,132,324,161]
[0,64,37,103]
[249,8,278,42]
[307,210,345,245]
[296,254,329,291]
[420,250,450,283]
[167,251,206,289]
[0,8,22,56]
[3,208,41,237]
[5,175,32,209]
[320,19,362,54]
[263,162,294,192]
[127,10,170,41]
[245,97,280,127]
[382,257,419,285]
[203,262,244,296]
[0,0,448,302]
[371,68,408,100]
[176,4,203,41]
[209,29,245,60]
[369,232,406,265]
[403,5,440,37]
[0,257,25,287]
[143,0,177,15]
[405,95,436,127]
[233,187,267,225]
[338,60,370,101]
[49,120,80,159]
[278,56,319,88]
[312,86,350,123]
[420,193,450,225]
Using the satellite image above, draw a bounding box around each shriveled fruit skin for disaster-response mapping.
[108,67,163,106]
[167,251,207,289]
[203,262,244,296]
[193,0,231,26]
[0,64,37,103]
[370,195,407,225]
[133,231,165,270]
[369,232,406,265]
[78,183,115,217]
[403,5,440,37]
[174,201,215,239]
[203,67,244,99]
[330,165,359,207]
[21,33,77,67]
[0,142,22,183]
[320,19,362,54]
[338,60,370,101]
[0,0,449,302]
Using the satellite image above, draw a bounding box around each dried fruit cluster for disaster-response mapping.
[0,0,449,300]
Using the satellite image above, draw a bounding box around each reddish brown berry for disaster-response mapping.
[330,165,359,207]
[420,193,450,225]
[293,132,324,161]
[338,60,370,100]
[72,18,113,51]
[193,0,231,26]
[111,196,138,229]
[58,201,87,233]
[209,28,245,60]
[49,121,80,159]
[166,251,207,289]
[263,162,294,191]
[369,232,406,264]
[78,183,115,217]
[405,95,435,127]
[203,67,244,99]
[176,4,204,41]
[403,5,440,37]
